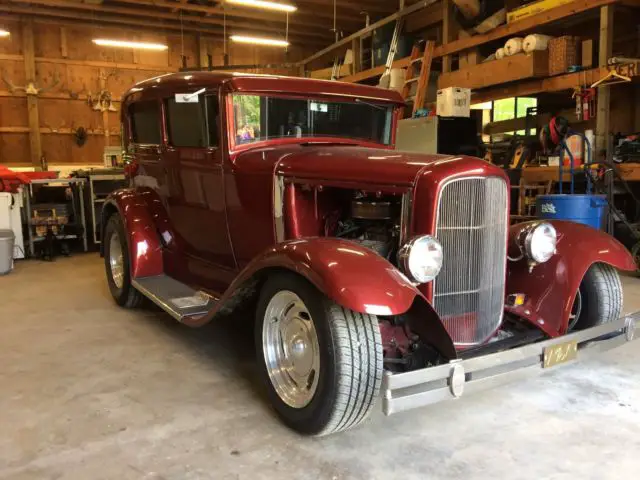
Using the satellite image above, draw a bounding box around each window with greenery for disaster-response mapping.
[491,96,537,137]
[231,94,393,146]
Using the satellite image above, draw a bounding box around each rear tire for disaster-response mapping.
[255,272,383,436]
[103,214,144,309]
[571,263,623,330]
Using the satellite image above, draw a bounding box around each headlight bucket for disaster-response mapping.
[523,222,557,263]
[398,235,443,284]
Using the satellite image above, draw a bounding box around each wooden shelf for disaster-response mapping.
[336,0,640,101]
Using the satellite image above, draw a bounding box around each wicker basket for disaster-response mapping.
[548,36,580,75]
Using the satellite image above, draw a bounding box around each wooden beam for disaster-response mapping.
[0,90,122,102]
[595,5,614,157]
[7,0,331,41]
[22,19,42,170]
[60,26,67,58]
[99,68,110,147]
[351,37,361,74]
[0,53,178,72]
[439,50,549,89]
[442,0,454,73]
[432,0,619,58]
[300,0,440,66]
[471,67,608,103]
[341,56,411,83]
[404,6,443,33]
[116,0,363,28]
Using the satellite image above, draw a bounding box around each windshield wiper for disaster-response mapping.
[354,98,386,111]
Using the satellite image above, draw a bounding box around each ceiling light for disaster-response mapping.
[92,39,168,51]
[0,30,10,37]
[230,35,289,47]
[226,0,297,12]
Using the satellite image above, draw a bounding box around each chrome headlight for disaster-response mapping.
[524,222,557,263]
[398,235,443,284]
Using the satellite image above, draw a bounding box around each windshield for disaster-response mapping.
[231,94,393,146]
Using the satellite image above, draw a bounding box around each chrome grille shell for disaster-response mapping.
[433,176,508,346]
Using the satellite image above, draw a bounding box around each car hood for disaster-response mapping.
[236,144,482,186]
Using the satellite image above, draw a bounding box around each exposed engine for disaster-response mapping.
[332,192,401,260]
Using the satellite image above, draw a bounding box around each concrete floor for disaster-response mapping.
[1,255,639,480]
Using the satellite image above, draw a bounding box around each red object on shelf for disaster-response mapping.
[0,166,32,193]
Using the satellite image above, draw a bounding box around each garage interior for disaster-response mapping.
[1,0,640,478]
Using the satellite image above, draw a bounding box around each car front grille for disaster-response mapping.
[433,176,508,346]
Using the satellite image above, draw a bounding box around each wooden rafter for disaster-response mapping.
[116,0,368,28]
[7,0,332,42]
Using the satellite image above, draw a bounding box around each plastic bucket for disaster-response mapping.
[536,194,607,230]
[0,229,15,275]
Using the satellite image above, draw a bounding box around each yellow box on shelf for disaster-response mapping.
[507,0,575,23]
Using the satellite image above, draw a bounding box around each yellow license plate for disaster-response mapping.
[543,340,578,368]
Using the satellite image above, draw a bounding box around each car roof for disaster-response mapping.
[123,71,405,105]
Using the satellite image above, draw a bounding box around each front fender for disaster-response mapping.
[102,188,164,278]
[240,237,419,316]
[196,237,457,359]
[506,220,635,336]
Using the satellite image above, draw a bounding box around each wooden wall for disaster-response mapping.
[0,17,308,168]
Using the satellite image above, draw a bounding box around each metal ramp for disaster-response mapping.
[132,275,217,322]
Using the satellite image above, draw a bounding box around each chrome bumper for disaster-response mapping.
[382,312,639,415]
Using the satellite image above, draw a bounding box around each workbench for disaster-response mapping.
[520,164,640,183]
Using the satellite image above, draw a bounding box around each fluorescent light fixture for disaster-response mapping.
[226,0,297,12]
[230,35,289,47]
[92,39,168,50]
[0,29,10,37]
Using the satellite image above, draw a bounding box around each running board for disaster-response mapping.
[132,275,217,322]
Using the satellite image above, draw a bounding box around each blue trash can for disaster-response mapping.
[536,194,607,230]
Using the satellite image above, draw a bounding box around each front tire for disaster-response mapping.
[103,214,144,308]
[255,272,383,436]
[571,263,623,331]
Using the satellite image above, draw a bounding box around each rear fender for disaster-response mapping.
[101,188,164,278]
[197,237,457,359]
[506,220,635,336]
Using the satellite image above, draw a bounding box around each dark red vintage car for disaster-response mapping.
[102,72,639,436]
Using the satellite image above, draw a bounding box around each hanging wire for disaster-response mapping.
[285,12,289,52]
[223,10,227,56]
[333,0,337,41]
[180,11,185,59]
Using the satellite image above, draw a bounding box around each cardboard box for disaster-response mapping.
[507,0,574,23]
[436,87,471,117]
[548,36,580,76]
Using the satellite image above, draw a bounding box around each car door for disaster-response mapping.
[162,89,236,292]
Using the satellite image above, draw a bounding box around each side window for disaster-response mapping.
[166,97,207,148]
[205,95,220,148]
[129,101,161,145]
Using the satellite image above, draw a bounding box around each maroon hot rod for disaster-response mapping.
[102,72,639,436]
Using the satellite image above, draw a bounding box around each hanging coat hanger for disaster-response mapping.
[591,69,632,88]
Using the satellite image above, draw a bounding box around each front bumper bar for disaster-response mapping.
[382,312,639,415]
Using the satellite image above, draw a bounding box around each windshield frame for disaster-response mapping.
[226,92,398,154]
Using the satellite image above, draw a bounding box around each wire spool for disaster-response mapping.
[504,37,524,56]
[523,34,553,53]
[495,48,506,60]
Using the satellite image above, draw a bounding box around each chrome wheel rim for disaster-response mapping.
[109,231,125,289]
[262,290,320,409]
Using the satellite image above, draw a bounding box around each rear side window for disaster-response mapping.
[165,94,219,148]
[129,101,161,145]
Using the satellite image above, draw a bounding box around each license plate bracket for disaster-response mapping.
[543,340,578,368]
